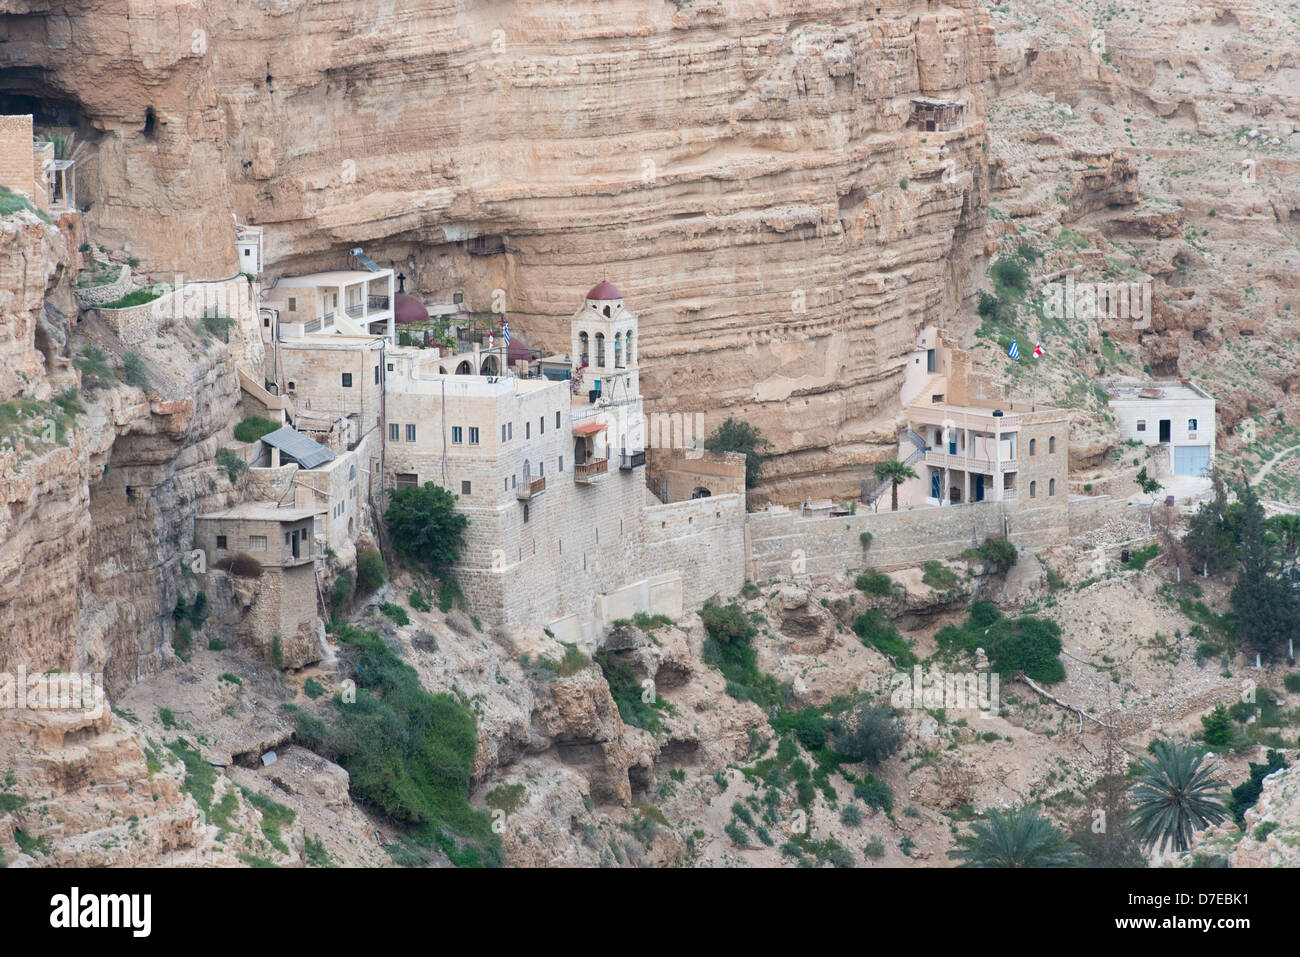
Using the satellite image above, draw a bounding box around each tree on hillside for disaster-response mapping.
[828,701,905,766]
[704,418,771,489]
[384,482,469,571]
[1128,740,1228,854]
[1230,480,1300,662]
[1183,471,1241,575]
[873,459,918,512]
[948,805,1081,868]
[1266,513,1300,556]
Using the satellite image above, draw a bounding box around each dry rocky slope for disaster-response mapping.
[1,0,995,500]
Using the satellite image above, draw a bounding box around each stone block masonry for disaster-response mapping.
[747,497,1070,584]
[643,493,747,611]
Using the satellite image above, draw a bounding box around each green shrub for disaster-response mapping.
[922,560,958,590]
[74,347,115,389]
[855,570,893,596]
[1128,543,1159,571]
[298,623,500,865]
[853,775,894,813]
[234,416,280,443]
[1200,702,1234,747]
[864,835,885,859]
[831,702,904,767]
[355,548,387,594]
[385,483,469,571]
[852,610,917,667]
[700,601,780,708]
[219,672,242,686]
[409,588,432,612]
[437,577,464,612]
[1284,672,1300,694]
[202,313,235,339]
[331,570,354,608]
[975,536,1018,572]
[303,678,325,699]
[121,350,149,390]
[215,448,247,483]
[840,804,863,827]
[380,602,410,626]
[100,287,161,310]
[595,648,669,733]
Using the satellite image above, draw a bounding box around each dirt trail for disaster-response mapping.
[1252,443,1300,486]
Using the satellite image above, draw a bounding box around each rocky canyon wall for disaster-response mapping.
[1,0,995,501]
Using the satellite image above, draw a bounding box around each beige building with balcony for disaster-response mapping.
[262,268,395,340]
[381,282,742,643]
[889,329,1069,512]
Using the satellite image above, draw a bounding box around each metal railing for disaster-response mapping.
[368,294,390,310]
[619,450,646,470]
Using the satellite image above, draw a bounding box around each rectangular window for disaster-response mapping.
[461,480,471,496]
[406,424,416,442]
[342,373,353,388]
[1136,420,1146,432]
[501,424,507,443]
[395,473,418,490]
[508,422,513,440]
[556,411,561,429]
[288,297,297,312]
[559,456,563,472]
[216,535,227,549]
[452,427,463,444]
[389,423,399,441]
[540,416,545,435]
[504,477,510,492]
[526,422,530,439]
[1188,418,1198,431]
[374,365,380,384]
[469,427,480,445]
[540,461,545,477]
[249,535,267,551]
[387,363,394,372]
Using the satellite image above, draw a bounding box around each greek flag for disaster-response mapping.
[1007,338,1020,362]
[502,321,510,346]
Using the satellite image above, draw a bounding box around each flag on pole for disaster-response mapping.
[488,331,494,350]
[1033,342,1044,358]
[502,320,511,346]
[1007,339,1020,362]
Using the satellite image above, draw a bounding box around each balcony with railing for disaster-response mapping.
[924,449,1017,474]
[619,450,646,471]
[368,294,390,311]
[574,457,609,484]
[517,476,546,500]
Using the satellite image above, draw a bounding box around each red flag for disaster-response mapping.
[1033,342,1044,357]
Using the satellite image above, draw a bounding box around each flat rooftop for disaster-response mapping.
[197,503,323,522]
[1107,380,1213,403]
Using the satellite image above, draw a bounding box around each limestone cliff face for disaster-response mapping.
[0,207,265,695]
[1,0,995,500]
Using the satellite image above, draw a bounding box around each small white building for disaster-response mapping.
[235,221,263,275]
[262,268,396,341]
[1107,379,1216,477]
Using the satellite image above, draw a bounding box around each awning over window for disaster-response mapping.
[573,421,606,436]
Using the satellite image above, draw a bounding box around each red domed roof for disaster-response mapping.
[586,281,622,301]
[394,292,429,325]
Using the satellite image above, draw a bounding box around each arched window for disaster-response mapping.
[613,331,623,368]
[578,331,589,364]
[692,486,712,499]
[595,332,606,367]
[1029,438,1037,456]
[455,360,473,375]
[1049,435,1056,454]
[1049,478,1056,496]
[1029,481,1037,498]
[626,331,634,365]
[523,459,531,483]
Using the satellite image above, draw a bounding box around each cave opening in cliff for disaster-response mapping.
[142,106,157,139]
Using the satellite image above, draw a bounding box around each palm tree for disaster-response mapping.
[1128,740,1228,854]
[948,805,1081,868]
[873,459,918,512]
